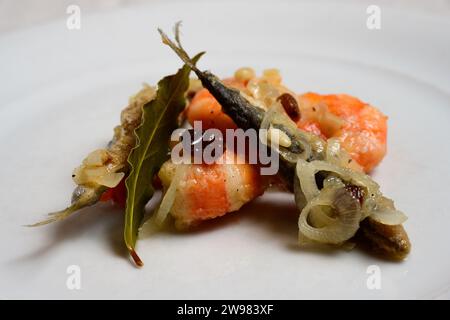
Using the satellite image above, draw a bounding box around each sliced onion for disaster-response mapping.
[369,196,408,225]
[296,159,380,202]
[95,172,125,188]
[295,159,358,204]
[323,175,345,189]
[295,157,407,234]
[72,148,126,188]
[308,207,336,228]
[246,78,280,109]
[326,138,341,162]
[260,103,313,163]
[294,157,407,229]
[295,159,320,201]
[154,164,188,226]
[293,175,307,211]
[298,187,361,244]
[295,139,407,240]
[370,209,408,225]
[326,138,362,171]
[74,165,124,188]
[72,166,104,185]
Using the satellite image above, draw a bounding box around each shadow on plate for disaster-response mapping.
[13,190,398,266]
[141,193,343,258]
[10,202,126,265]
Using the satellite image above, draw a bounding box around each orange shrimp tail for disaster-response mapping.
[161,149,265,228]
[299,92,387,172]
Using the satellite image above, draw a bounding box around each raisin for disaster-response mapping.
[277,93,301,122]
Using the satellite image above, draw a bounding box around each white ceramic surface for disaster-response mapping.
[0,0,449,299]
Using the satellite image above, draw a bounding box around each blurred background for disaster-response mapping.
[1,0,450,34]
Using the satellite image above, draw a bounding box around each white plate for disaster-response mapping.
[1,0,449,299]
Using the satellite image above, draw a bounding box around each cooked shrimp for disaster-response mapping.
[158,149,265,228]
[185,68,293,130]
[185,78,244,132]
[298,93,387,172]
[186,69,387,172]
[158,27,410,260]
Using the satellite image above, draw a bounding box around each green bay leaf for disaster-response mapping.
[124,53,203,266]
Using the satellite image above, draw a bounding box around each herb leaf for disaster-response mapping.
[124,53,203,266]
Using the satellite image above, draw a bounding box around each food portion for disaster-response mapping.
[158,26,410,260]
[298,93,387,173]
[32,25,410,266]
[29,85,156,226]
[158,149,265,229]
[186,72,387,173]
